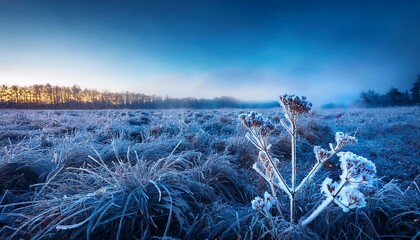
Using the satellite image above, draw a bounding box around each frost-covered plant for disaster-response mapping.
[251,191,276,217]
[239,94,376,227]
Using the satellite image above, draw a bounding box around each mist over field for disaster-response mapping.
[1,0,420,239]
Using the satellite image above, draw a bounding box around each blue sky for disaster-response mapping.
[0,0,419,105]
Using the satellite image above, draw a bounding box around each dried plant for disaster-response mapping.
[239,94,376,227]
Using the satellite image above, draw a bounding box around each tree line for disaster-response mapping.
[356,76,420,107]
[0,84,277,109]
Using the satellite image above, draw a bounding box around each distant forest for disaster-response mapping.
[2,77,419,109]
[356,76,420,107]
[0,84,277,109]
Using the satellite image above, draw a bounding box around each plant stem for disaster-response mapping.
[300,176,349,226]
[291,119,296,191]
[290,193,295,223]
[296,161,321,193]
[290,115,297,223]
[300,197,333,226]
[265,150,292,197]
[295,148,338,193]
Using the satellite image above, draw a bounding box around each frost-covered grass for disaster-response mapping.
[0,107,418,239]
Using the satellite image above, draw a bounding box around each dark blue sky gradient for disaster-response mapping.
[0,0,419,104]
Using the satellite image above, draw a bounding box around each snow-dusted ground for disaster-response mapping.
[0,107,418,239]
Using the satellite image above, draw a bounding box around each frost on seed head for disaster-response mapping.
[335,132,357,148]
[239,111,264,128]
[251,191,276,215]
[321,152,376,213]
[321,177,338,196]
[313,146,333,162]
[336,186,367,212]
[338,151,376,186]
[251,196,264,211]
[279,94,312,115]
[238,111,275,137]
[264,191,276,210]
[321,178,368,212]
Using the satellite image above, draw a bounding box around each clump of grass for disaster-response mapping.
[0,143,260,239]
[191,154,256,204]
[0,149,197,239]
[0,163,39,195]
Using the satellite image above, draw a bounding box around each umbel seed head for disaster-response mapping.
[238,111,275,137]
[279,94,312,114]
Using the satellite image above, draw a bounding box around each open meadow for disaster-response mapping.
[0,107,419,239]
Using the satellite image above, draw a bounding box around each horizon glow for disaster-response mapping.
[1,0,419,105]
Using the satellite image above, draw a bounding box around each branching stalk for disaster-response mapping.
[248,129,292,197]
[301,173,349,226]
[264,150,292,197]
[295,147,339,193]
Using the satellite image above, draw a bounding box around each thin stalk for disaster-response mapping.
[249,127,292,197]
[291,118,297,192]
[295,149,338,193]
[290,193,295,223]
[290,115,297,223]
[264,149,292,197]
[332,178,347,198]
[300,173,349,226]
[301,197,333,226]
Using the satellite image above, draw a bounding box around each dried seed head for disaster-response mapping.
[251,192,275,213]
[263,191,276,210]
[238,111,275,137]
[321,177,338,194]
[335,132,357,148]
[239,111,263,128]
[251,196,264,211]
[279,94,312,115]
[313,146,332,162]
[322,178,368,212]
[260,119,275,136]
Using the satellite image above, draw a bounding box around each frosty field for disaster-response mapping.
[0,107,419,239]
